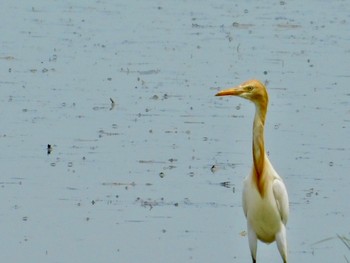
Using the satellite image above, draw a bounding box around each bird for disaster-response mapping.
[215,79,289,263]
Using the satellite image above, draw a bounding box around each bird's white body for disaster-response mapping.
[243,154,289,261]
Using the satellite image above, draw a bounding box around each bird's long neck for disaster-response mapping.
[252,103,267,197]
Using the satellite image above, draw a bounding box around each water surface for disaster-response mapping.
[1,1,350,262]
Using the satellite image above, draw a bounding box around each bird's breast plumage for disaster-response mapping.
[242,158,286,243]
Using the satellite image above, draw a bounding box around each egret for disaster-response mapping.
[215,79,289,263]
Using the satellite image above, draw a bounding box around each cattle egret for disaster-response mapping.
[216,79,289,263]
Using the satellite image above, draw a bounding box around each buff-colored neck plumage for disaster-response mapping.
[252,95,268,197]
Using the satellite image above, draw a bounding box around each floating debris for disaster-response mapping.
[188,171,194,177]
[0,56,15,60]
[337,234,350,250]
[135,197,159,210]
[134,197,186,210]
[137,69,160,75]
[98,129,119,137]
[211,164,218,173]
[232,22,254,29]
[240,231,247,237]
[311,234,350,252]
[311,236,336,246]
[159,172,165,178]
[276,23,301,29]
[47,144,52,155]
[220,181,233,188]
[138,160,166,164]
[102,182,136,187]
[110,98,115,110]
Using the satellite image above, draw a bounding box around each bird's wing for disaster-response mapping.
[272,179,289,225]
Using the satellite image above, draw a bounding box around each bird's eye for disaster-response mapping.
[246,86,254,91]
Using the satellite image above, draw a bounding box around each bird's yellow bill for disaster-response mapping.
[215,86,243,97]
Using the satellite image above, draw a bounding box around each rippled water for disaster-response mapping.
[1,1,350,262]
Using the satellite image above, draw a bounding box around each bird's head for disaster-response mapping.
[215,79,268,107]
